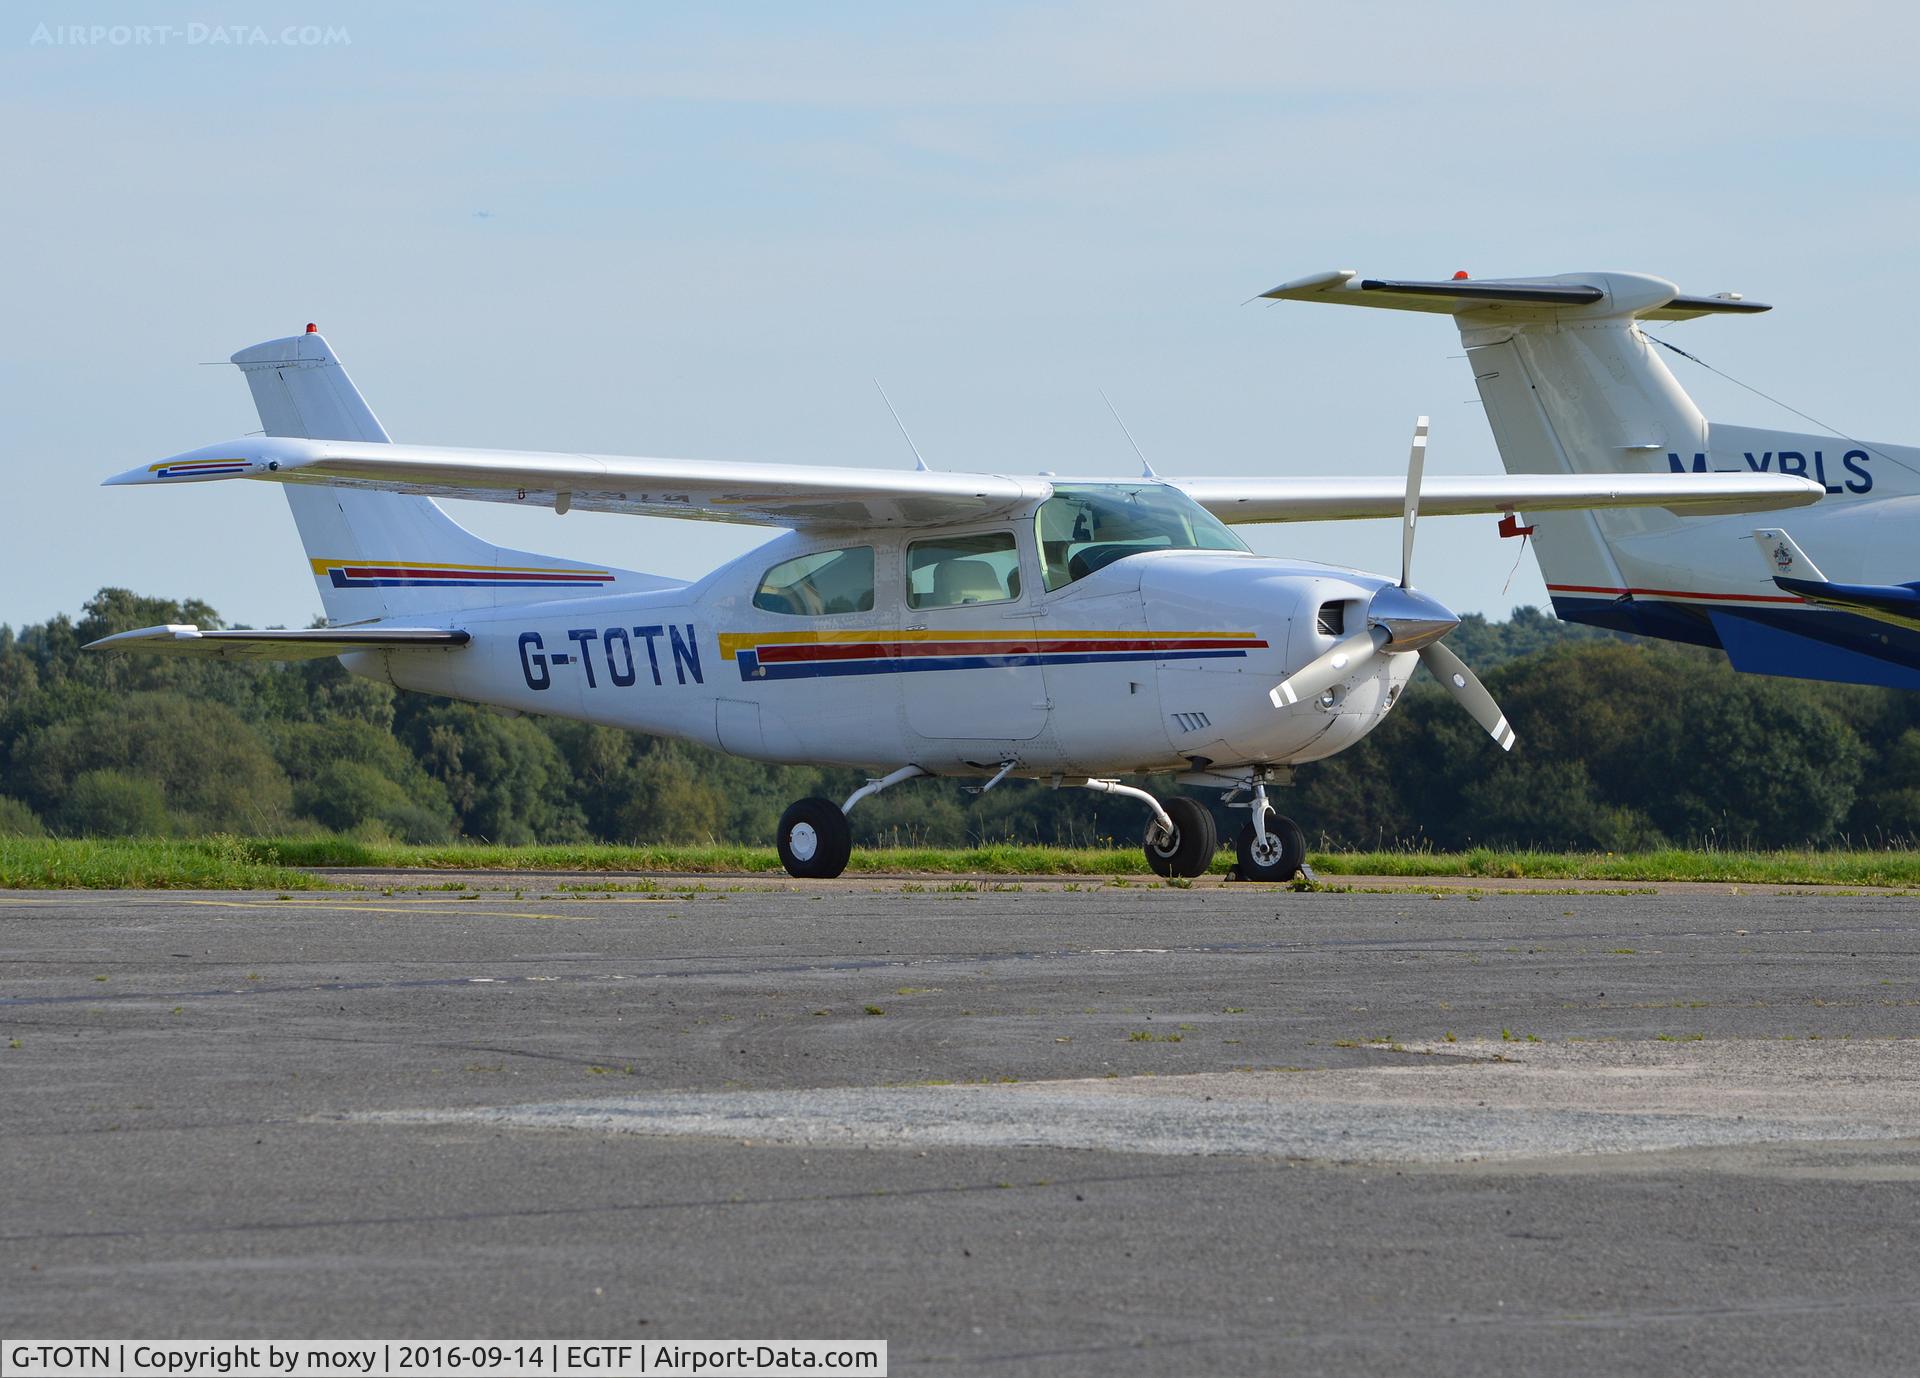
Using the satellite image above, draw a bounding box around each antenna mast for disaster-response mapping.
[1100,389,1156,478]
[873,379,929,472]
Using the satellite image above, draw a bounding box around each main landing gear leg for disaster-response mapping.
[1079,778,1217,880]
[776,765,927,880]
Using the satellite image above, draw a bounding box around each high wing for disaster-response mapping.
[83,625,470,660]
[1175,472,1824,524]
[111,437,1039,531]
[113,436,1822,530]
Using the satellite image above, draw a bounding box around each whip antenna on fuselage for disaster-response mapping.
[1100,389,1156,479]
[873,379,929,472]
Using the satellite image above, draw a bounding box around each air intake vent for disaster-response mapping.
[1316,602,1345,636]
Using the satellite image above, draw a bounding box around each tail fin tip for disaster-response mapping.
[1754,529,1828,585]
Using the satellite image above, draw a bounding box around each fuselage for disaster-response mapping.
[350,511,1417,780]
[1546,426,1920,687]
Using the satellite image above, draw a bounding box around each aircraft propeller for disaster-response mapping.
[1268,417,1516,752]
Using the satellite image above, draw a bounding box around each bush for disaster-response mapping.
[0,796,45,837]
[10,691,292,833]
[58,770,171,837]
[295,760,454,844]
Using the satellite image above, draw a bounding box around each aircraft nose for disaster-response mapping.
[1368,584,1458,651]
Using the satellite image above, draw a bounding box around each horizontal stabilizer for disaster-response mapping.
[1262,270,1770,322]
[84,625,470,660]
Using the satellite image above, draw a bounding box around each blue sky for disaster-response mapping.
[5,1,1917,629]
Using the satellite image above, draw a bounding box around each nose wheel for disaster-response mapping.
[1236,807,1307,883]
[1144,795,1218,879]
[776,797,854,879]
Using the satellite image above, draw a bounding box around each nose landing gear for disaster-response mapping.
[1233,776,1308,882]
[1236,807,1307,882]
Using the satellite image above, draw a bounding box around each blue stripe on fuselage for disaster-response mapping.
[1552,594,1920,690]
[1549,594,1724,648]
[326,572,607,589]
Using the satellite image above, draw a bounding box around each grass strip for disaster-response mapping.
[0,837,334,890]
[7,838,1920,889]
[1311,847,1920,888]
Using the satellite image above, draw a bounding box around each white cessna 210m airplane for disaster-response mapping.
[88,328,1820,879]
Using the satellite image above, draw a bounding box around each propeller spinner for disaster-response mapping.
[1268,417,1517,752]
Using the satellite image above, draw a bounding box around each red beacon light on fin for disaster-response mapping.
[305,323,318,333]
[1452,270,1470,281]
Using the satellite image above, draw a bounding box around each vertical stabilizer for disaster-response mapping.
[231,330,655,624]
[1265,270,1920,668]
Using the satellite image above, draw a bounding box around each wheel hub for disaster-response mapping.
[789,821,818,861]
[1250,832,1283,865]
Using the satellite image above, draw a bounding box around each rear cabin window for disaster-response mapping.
[752,547,875,616]
[906,532,1022,609]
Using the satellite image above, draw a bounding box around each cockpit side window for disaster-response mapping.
[1035,484,1248,591]
[752,546,876,616]
[906,531,1022,609]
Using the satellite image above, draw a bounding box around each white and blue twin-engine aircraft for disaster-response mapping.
[89,328,1817,878]
[1269,268,1920,690]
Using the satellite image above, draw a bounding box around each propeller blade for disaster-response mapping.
[1419,640,1516,751]
[1400,415,1428,589]
[1271,626,1389,707]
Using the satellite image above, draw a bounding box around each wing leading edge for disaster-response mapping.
[1175,472,1824,524]
[111,437,1038,531]
[112,437,1822,530]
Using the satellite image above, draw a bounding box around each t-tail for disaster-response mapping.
[1266,270,1920,689]
[230,328,660,627]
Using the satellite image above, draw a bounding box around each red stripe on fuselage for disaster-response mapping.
[753,636,1267,664]
[1547,583,1803,605]
[337,566,607,582]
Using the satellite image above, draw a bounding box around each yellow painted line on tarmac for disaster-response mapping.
[176,898,680,922]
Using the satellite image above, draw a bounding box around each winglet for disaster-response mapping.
[1753,528,1828,585]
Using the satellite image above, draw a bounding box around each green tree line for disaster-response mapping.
[0,590,1913,851]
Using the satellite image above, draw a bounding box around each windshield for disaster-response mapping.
[1035,484,1248,590]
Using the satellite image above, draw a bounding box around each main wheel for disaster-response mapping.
[776,797,853,879]
[1144,795,1217,879]
[1236,808,1307,882]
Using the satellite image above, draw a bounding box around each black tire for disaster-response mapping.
[1144,795,1217,879]
[1236,808,1307,882]
[776,797,853,879]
